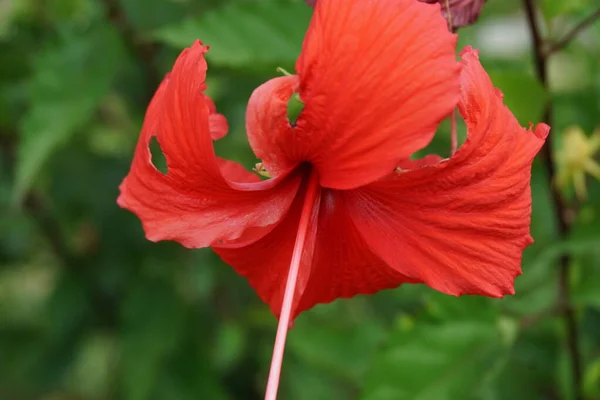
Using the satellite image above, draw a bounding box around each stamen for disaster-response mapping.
[253,162,272,178]
[444,0,454,32]
[276,67,293,76]
[450,108,457,155]
[264,171,320,400]
[444,0,457,156]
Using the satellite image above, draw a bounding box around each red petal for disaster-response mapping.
[213,178,319,318]
[343,47,549,298]
[292,0,460,189]
[214,186,414,319]
[296,190,416,314]
[118,41,301,248]
[206,97,229,140]
[246,75,300,177]
[217,158,261,183]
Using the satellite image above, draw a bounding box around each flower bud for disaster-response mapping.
[556,126,600,200]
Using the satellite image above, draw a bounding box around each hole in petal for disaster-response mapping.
[149,136,168,174]
[287,93,304,127]
[210,89,260,177]
[413,108,467,160]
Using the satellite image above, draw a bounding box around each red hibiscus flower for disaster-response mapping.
[118,0,548,397]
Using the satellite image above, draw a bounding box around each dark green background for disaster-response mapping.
[1,0,599,399]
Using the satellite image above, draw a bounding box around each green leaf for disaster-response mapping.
[584,357,600,399]
[529,162,559,245]
[212,321,246,372]
[285,359,356,400]
[118,0,188,33]
[119,278,186,400]
[487,71,548,126]
[65,333,117,399]
[572,254,600,309]
[528,237,600,273]
[289,303,386,382]
[281,300,387,399]
[361,320,507,400]
[514,235,600,310]
[480,323,561,400]
[424,292,499,323]
[541,0,591,20]
[570,181,600,309]
[0,0,22,38]
[43,0,100,26]
[0,34,34,129]
[500,163,559,316]
[13,22,124,204]
[155,0,312,67]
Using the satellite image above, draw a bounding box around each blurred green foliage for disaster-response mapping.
[1,0,600,399]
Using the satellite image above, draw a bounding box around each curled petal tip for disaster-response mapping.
[209,114,228,140]
[533,123,551,140]
[459,45,479,58]
[505,285,517,297]
[189,39,208,52]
